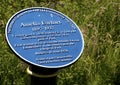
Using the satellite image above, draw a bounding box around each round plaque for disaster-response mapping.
[6,7,84,68]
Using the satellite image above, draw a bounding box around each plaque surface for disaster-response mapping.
[6,7,84,68]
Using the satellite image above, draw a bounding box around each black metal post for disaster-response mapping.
[31,75,57,85]
[27,65,59,85]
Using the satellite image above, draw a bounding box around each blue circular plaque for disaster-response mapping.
[6,7,84,68]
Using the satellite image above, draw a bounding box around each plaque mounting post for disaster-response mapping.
[27,65,59,85]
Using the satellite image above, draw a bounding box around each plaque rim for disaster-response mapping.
[5,7,84,68]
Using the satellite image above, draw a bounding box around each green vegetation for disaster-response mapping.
[0,0,120,85]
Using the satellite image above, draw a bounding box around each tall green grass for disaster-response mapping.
[0,0,120,85]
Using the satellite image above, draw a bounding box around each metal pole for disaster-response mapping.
[27,65,59,85]
[31,75,57,85]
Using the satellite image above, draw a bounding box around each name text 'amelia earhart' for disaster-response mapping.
[21,21,61,28]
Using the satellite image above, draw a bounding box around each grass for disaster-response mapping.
[0,0,120,85]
